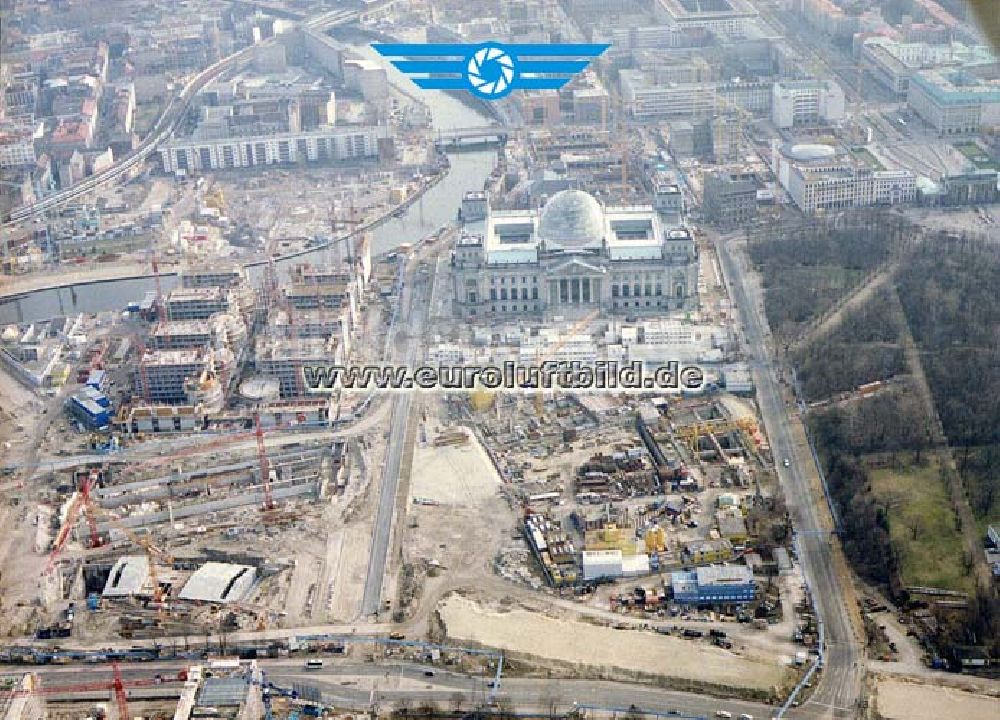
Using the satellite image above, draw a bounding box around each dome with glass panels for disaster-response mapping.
[537,190,605,248]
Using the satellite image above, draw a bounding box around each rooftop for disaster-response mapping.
[102,555,151,597]
[178,562,256,604]
[696,564,753,585]
[167,287,227,302]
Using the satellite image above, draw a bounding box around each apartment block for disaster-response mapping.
[158,126,379,173]
[164,287,235,321]
[254,336,344,397]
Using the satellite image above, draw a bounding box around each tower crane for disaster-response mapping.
[254,411,276,512]
[4,663,188,720]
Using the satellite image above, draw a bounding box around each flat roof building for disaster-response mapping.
[908,69,1000,136]
[772,79,845,129]
[254,336,343,397]
[164,287,235,321]
[138,348,215,404]
[773,142,916,214]
[620,70,717,121]
[159,126,380,173]
[672,564,755,603]
[703,170,758,227]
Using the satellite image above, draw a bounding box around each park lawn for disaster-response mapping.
[953,141,999,170]
[867,456,974,595]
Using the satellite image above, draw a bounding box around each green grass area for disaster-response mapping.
[849,146,884,170]
[868,457,974,595]
[953,141,1000,170]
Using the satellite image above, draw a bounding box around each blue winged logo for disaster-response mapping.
[371,42,610,100]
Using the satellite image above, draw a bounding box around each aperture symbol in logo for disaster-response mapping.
[371,42,609,100]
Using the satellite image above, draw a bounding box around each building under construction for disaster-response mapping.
[253,336,342,398]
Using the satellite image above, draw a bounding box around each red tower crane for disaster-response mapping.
[254,412,276,511]
[5,662,188,720]
[46,469,102,572]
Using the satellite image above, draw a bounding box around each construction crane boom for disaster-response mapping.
[254,412,276,511]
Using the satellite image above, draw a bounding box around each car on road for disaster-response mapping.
[739,714,754,720]
[715,712,732,719]
[423,670,435,677]
[783,458,790,467]
[304,659,324,670]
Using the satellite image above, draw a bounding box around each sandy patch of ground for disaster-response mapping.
[876,678,1000,720]
[438,595,793,692]
[410,426,500,504]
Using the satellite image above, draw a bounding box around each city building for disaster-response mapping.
[771,79,845,129]
[520,92,562,126]
[254,336,343,397]
[684,538,734,564]
[773,142,916,214]
[0,123,37,168]
[138,348,217,404]
[653,0,760,38]
[907,69,1000,136]
[703,170,758,226]
[164,287,238,321]
[451,189,699,318]
[672,565,755,603]
[861,38,995,97]
[158,126,380,173]
[181,264,247,289]
[66,387,112,430]
[620,70,717,121]
[151,314,246,352]
[173,660,265,720]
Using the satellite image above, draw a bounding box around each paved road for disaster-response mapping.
[360,253,431,617]
[715,234,863,719]
[2,661,797,719]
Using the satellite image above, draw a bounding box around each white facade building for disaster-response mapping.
[158,126,379,172]
[773,143,916,214]
[452,189,699,318]
[620,70,717,120]
[772,79,845,129]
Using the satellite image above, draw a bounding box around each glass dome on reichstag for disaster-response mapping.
[537,189,605,248]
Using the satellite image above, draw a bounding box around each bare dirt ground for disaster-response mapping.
[409,425,499,505]
[874,678,1000,720]
[438,594,795,693]
[393,404,517,632]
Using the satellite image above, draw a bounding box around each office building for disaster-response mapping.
[164,287,237,321]
[653,0,760,37]
[671,565,755,603]
[703,170,758,226]
[254,336,344,397]
[773,142,916,213]
[620,70,717,120]
[907,69,1000,136]
[771,79,845,129]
